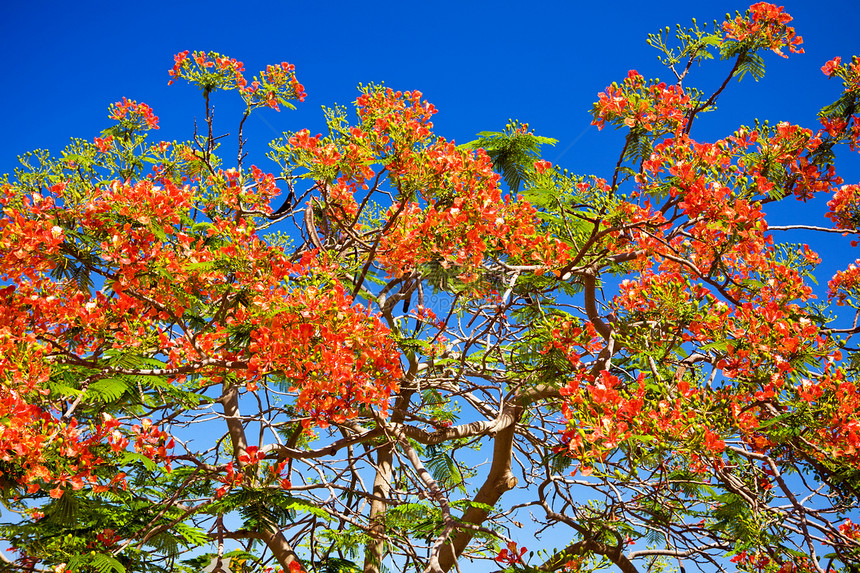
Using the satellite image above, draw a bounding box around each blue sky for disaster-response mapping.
[2,1,858,173]
[1,0,859,287]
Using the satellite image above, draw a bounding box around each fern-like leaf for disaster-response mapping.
[461,120,557,192]
[87,377,130,403]
[819,92,858,119]
[736,52,766,82]
[426,452,465,493]
[91,554,126,573]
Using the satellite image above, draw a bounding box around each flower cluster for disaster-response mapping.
[108,97,159,130]
[819,54,860,92]
[533,159,552,174]
[591,70,691,132]
[244,62,307,110]
[169,50,245,89]
[169,50,305,111]
[130,418,174,467]
[282,85,573,285]
[826,184,860,230]
[822,56,842,78]
[839,518,860,540]
[243,279,403,426]
[818,55,860,152]
[829,260,860,306]
[495,542,527,566]
[215,461,244,498]
[721,2,804,57]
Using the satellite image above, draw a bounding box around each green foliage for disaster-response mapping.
[385,502,441,540]
[646,18,723,68]
[735,52,766,82]
[216,489,305,531]
[461,120,557,192]
[315,528,371,561]
[425,451,466,494]
[66,553,127,573]
[313,557,363,573]
[820,91,859,120]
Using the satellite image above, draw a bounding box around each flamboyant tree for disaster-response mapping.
[1,3,860,573]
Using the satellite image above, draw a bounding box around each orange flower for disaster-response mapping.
[533,160,552,174]
[822,56,842,77]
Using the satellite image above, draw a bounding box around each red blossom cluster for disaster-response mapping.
[545,4,860,485]
[108,97,159,130]
[169,50,305,110]
[242,278,403,426]
[820,54,860,93]
[215,461,243,498]
[828,259,860,305]
[86,528,121,552]
[592,70,691,132]
[0,134,406,495]
[130,418,174,467]
[722,2,804,57]
[374,141,571,278]
[93,135,112,152]
[826,183,860,230]
[245,62,307,110]
[284,86,572,285]
[839,518,860,540]
[818,55,860,152]
[533,159,552,174]
[731,550,817,573]
[822,56,842,78]
[495,542,527,566]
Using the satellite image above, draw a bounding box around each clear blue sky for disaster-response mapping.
[1,0,859,283]
[2,1,858,173]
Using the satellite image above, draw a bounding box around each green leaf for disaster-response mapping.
[48,373,83,398]
[46,490,80,525]
[736,52,766,82]
[450,499,496,513]
[283,497,332,521]
[426,452,465,493]
[461,121,557,192]
[819,92,858,119]
[174,522,210,546]
[91,554,126,573]
[756,412,791,429]
[521,186,560,209]
[87,377,130,402]
[698,340,729,352]
[120,451,158,472]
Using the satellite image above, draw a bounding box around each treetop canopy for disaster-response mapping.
[1,3,860,573]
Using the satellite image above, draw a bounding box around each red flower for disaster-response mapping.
[495,542,527,565]
[822,56,842,77]
[109,97,159,130]
[533,160,552,174]
[703,429,726,453]
[94,136,113,153]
